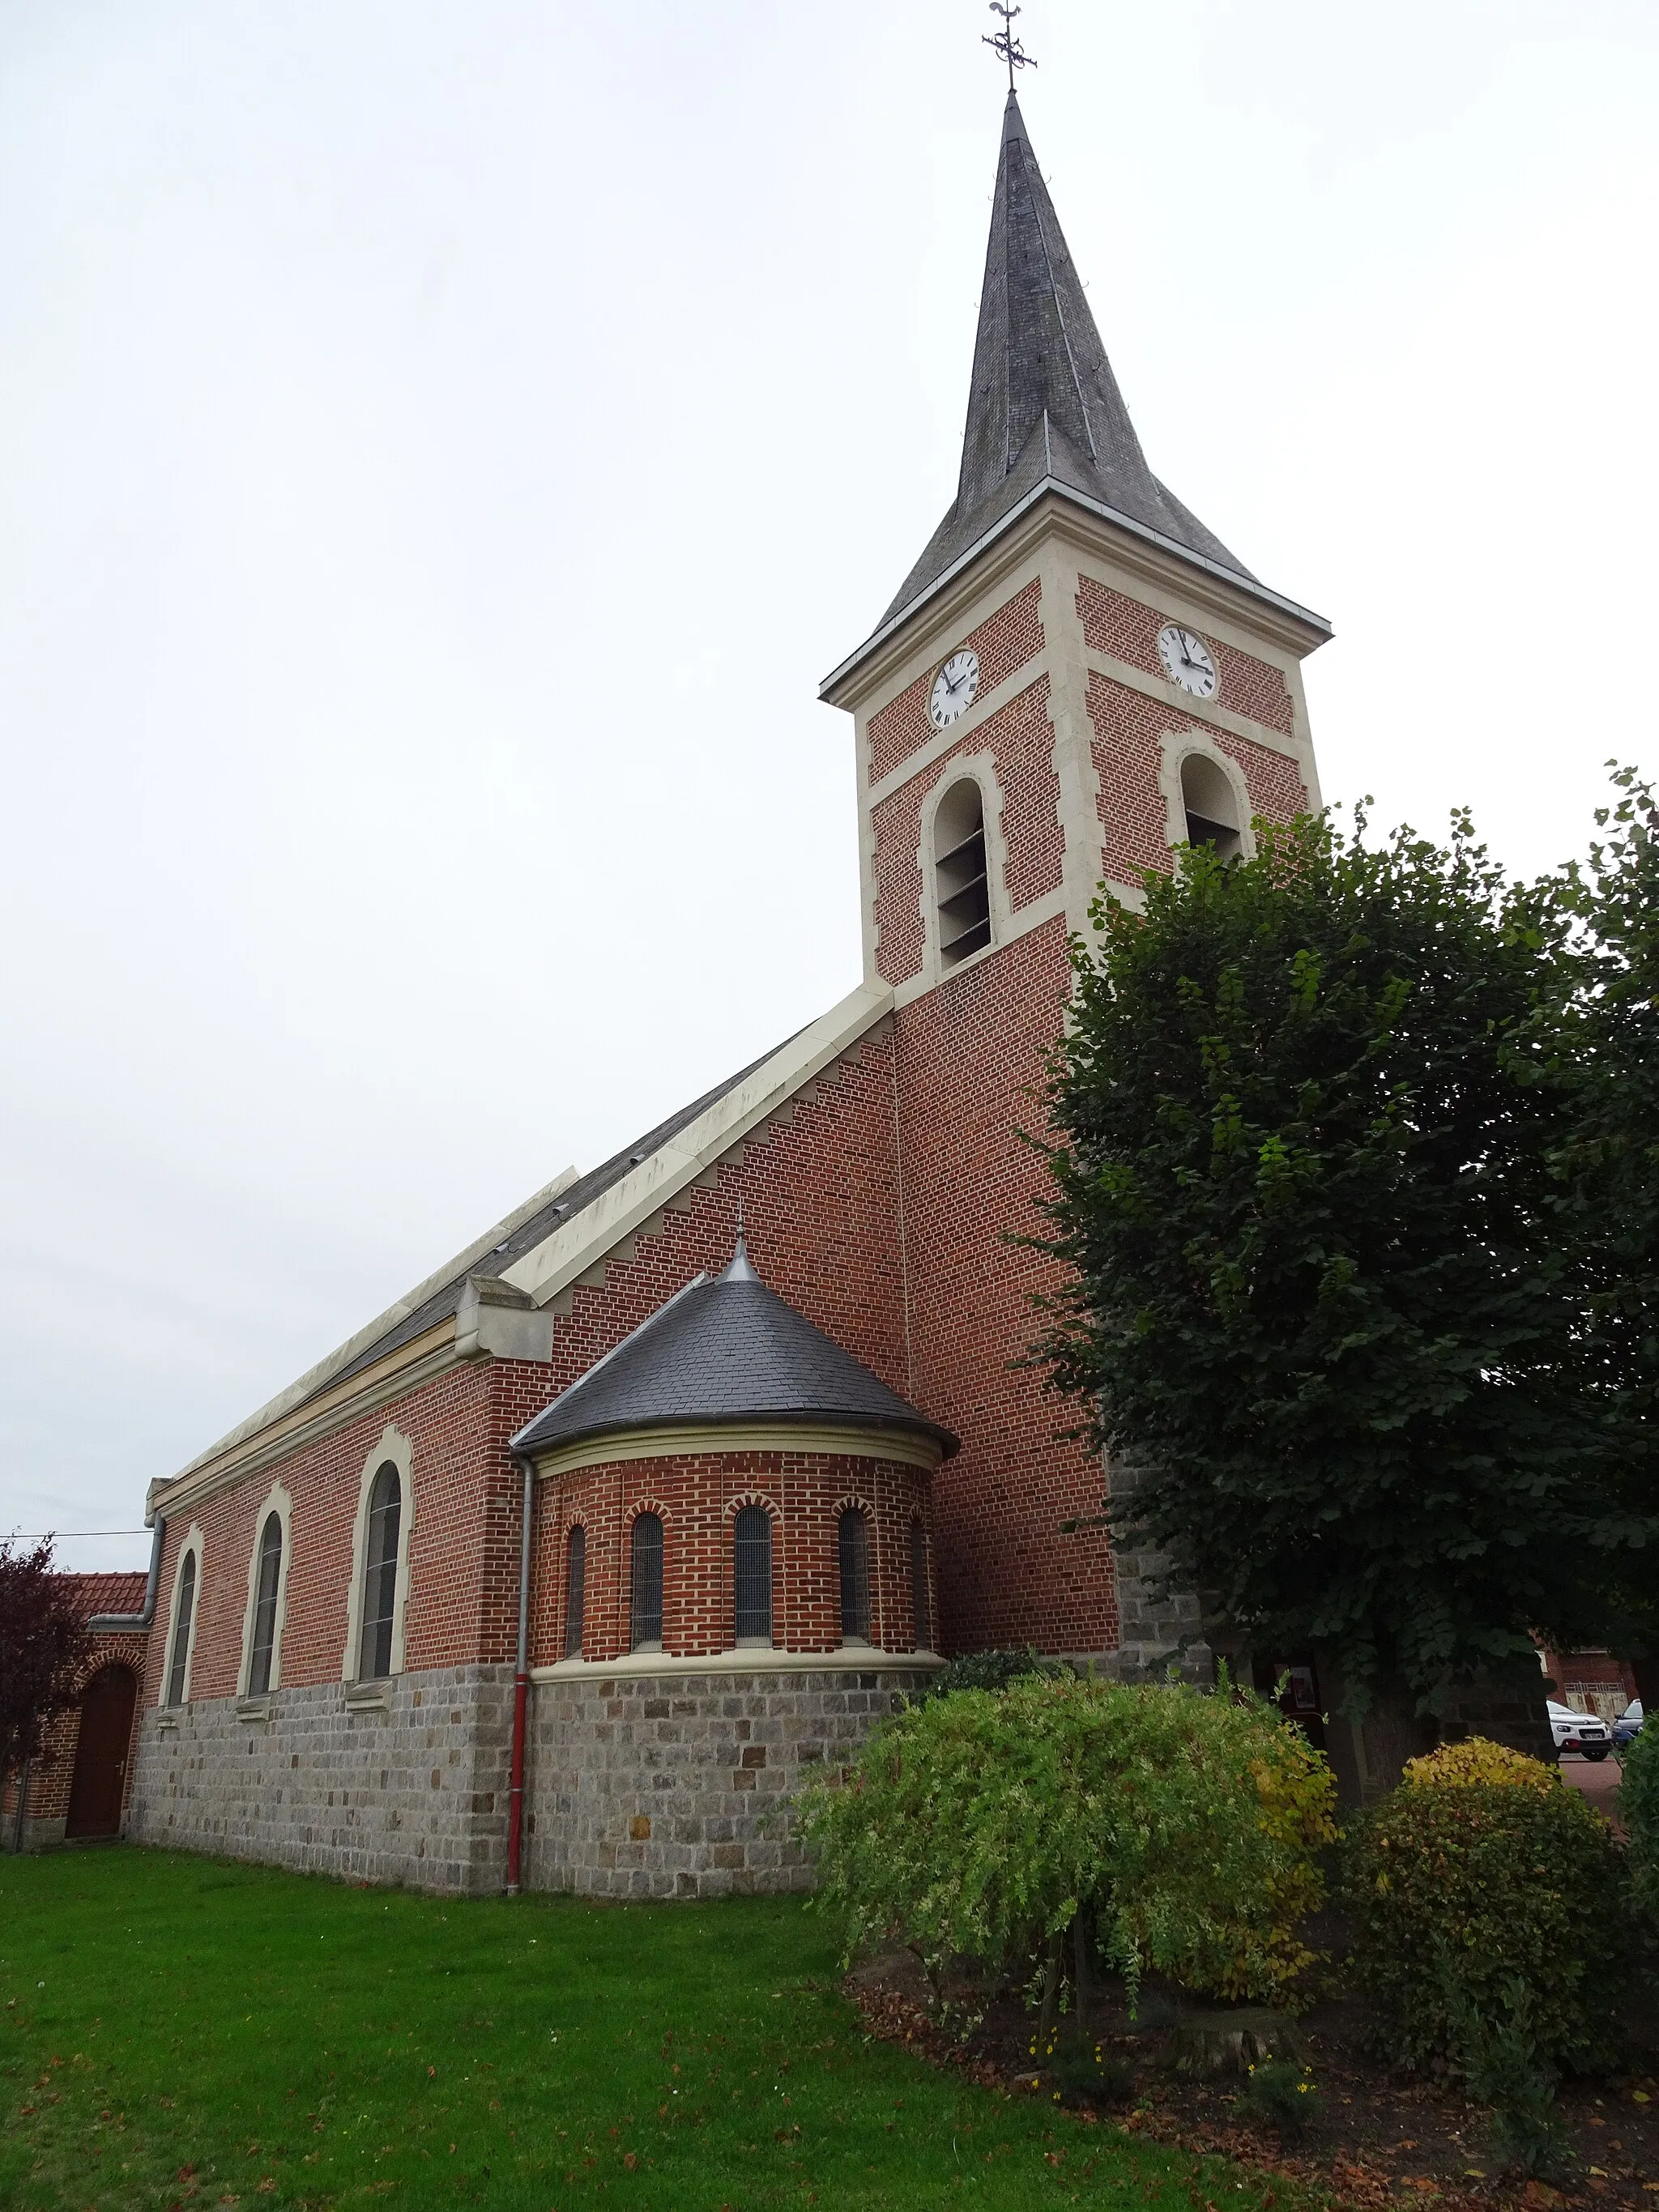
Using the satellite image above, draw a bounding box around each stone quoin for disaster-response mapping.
[11,88,1356,1887]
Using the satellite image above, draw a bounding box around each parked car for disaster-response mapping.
[1614,1700,1645,1750]
[1547,1700,1614,1760]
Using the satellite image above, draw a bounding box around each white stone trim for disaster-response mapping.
[237,1480,293,1698]
[342,1426,415,1683]
[915,752,1012,988]
[161,1524,205,1707]
[529,1420,942,1480]
[531,1646,943,1683]
[1159,730,1257,862]
[160,1170,579,1490]
[502,981,893,1312]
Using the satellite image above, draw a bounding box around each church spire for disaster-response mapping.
[881,91,1252,627]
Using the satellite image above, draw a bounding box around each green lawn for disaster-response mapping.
[0,1846,1265,2212]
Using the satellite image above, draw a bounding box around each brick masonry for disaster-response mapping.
[523,1663,933,1899]
[126,1664,515,1893]
[2,1574,149,1852]
[535,1449,933,1664]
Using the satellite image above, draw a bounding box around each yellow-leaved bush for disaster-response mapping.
[795,1671,1335,2010]
[1342,1735,1627,2070]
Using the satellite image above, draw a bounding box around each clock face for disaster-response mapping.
[1157,624,1218,699]
[929,648,980,729]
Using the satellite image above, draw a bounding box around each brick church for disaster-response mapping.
[11,92,1329,1889]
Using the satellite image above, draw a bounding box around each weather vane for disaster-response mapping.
[983,2,1035,92]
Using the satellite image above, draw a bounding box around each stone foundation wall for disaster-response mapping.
[523,1656,936,1899]
[126,1663,514,1893]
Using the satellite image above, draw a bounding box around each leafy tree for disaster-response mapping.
[0,1539,92,1805]
[1036,808,1649,1737]
[1542,770,1659,1689]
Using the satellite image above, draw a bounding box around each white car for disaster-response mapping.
[1547,1701,1614,1761]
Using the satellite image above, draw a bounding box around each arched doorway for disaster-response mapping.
[65,1664,138,1840]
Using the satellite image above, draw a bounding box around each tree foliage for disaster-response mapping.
[0,1539,92,1785]
[797,1672,1335,2009]
[1037,802,1658,1710]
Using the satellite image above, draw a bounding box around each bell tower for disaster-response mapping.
[820,91,1333,1667]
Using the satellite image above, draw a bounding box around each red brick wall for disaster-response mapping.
[893,912,1119,1653]
[872,676,1062,987]
[1085,668,1307,884]
[144,1357,561,1707]
[1076,574,1294,735]
[866,579,1046,786]
[139,1037,913,1703]
[531,1447,932,1664]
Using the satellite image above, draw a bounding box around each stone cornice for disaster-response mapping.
[530,1646,943,1683]
[821,484,1329,712]
[148,1328,458,1521]
[528,1420,942,1481]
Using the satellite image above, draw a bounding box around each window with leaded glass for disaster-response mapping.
[909,1519,932,1652]
[565,1526,586,1660]
[630,1511,663,1652]
[359,1460,402,1681]
[733,1505,772,1644]
[248,1512,284,1694]
[838,1508,871,1644]
[165,1548,197,1707]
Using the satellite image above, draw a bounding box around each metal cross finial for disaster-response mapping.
[983,2,1035,92]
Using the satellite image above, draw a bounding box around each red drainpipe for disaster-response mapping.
[505,1452,535,1896]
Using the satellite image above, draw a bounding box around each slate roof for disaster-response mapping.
[881,91,1252,628]
[510,1240,958,1461]
[316,1045,784,1400]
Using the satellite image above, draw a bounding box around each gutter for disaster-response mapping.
[88,1516,166,1632]
[504,1455,535,1896]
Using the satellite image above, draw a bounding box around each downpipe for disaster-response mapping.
[505,1455,535,1897]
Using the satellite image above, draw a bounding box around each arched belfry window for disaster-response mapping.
[247,1512,284,1696]
[359,1461,403,1681]
[838,1508,872,1645]
[935,779,992,968]
[734,1506,773,1645]
[630,1512,664,1652]
[565,1526,586,1660]
[165,1547,197,1707]
[1179,752,1243,862]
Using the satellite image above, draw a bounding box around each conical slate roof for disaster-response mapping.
[882,91,1252,626]
[510,1240,957,1461]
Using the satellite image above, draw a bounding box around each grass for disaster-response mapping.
[0,1846,1269,2212]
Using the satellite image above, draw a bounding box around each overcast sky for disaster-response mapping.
[3,1,1656,1571]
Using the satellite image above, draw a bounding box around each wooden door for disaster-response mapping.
[65,1664,138,1839]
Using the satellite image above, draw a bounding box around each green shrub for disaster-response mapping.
[1237,2058,1322,2141]
[1619,1718,1659,1917]
[1342,1737,1627,2073]
[796,1671,1335,2009]
[910,1646,1063,1703]
[1445,1971,1570,2180]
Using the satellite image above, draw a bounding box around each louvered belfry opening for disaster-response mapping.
[1180,752,1243,862]
[248,1511,284,1694]
[935,778,992,968]
[630,1512,664,1651]
[565,1526,586,1659]
[838,1508,872,1643]
[733,1505,773,1644]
